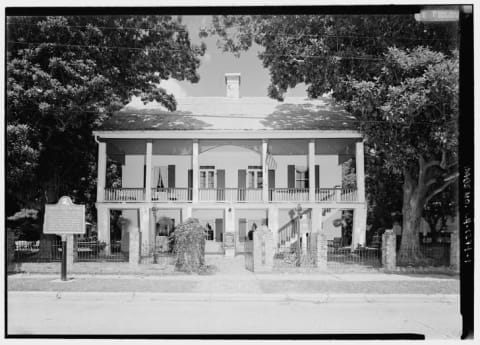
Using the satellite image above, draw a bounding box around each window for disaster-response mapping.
[200,167,215,189]
[247,168,263,189]
[295,167,309,189]
[153,166,168,189]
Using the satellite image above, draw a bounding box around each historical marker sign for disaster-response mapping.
[44,196,85,235]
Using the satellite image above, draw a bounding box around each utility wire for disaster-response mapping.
[7,41,386,61]
[5,22,456,42]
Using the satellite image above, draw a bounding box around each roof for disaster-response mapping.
[99,96,358,132]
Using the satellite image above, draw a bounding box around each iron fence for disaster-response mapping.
[14,239,62,262]
[74,238,128,262]
[396,242,450,267]
[327,242,382,270]
[139,242,175,265]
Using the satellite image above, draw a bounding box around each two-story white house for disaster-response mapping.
[93,73,367,257]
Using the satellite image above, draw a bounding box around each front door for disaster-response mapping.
[200,218,224,254]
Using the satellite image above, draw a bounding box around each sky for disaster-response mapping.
[161,16,307,98]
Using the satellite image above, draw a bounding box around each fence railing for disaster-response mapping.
[151,188,191,202]
[14,239,62,262]
[104,188,145,201]
[75,238,128,262]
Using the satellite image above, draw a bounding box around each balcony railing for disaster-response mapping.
[269,188,309,202]
[199,188,262,202]
[315,188,358,202]
[103,187,359,203]
[104,188,145,202]
[151,188,191,202]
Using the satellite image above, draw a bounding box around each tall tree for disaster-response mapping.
[7,16,205,217]
[206,15,459,264]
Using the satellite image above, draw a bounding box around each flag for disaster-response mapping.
[265,151,277,170]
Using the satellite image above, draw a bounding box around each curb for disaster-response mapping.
[8,291,459,304]
[8,272,458,282]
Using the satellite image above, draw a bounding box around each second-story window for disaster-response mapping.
[247,166,263,189]
[295,167,309,189]
[200,166,215,189]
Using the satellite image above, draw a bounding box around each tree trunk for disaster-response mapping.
[397,170,429,266]
[38,183,60,259]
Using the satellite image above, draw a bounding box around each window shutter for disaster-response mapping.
[217,170,225,201]
[143,165,146,188]
[238,169,246,201]
[215,218,224,242]
[268,169,275,201]
[315,165,320,189]
[287,165,295,189]
[168,165,175,188]
[188,169,193,200]
[239,218,247,242]
[305,169,309,188]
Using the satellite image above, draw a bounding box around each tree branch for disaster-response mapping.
[423,173,459,207]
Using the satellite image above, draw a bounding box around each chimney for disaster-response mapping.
[225,73,241,98]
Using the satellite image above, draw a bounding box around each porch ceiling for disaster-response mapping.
[98,96,359,132]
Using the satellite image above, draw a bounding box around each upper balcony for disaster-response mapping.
[103,187,359,203]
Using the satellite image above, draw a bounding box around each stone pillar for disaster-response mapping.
[252,230,274,272]
[192,140,199,202]
[308,139,316,202]
[96,141,107,202]
[268,206,279,251]
[97,206,110,255]
[182,206,192,221]
[7,228,16,272]
[450,231,460,272]
[145,140,153,201]
[224,207,235,257]
[129,226,141,265]
[310,232,327,270]
[311,207,322,233]
[139,207,151,256]
[356,140,366,203]
[351,205,367,249]
[382,229,396,271]
[262,139,269,202]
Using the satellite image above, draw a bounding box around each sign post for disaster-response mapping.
[44,196,85,281]
[61,235,67,281]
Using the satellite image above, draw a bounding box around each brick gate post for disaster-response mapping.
[382,230,396,271]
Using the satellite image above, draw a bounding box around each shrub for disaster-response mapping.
[170,218,206,273]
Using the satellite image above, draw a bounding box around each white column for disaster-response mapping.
[356,140,365,203]
[96,141,107,202]
[139,207,151,255]
[308,139,315,202]
[262,140,269,202]
[351,205,367,249]
[268,206,279,251]
[192,140,199,202]
[311,207,323,233]
[97,206,110,254]
[145,140,153,201]
[225,207,235,257]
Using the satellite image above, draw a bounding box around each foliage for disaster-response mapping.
[343,47,458,264]
[341,158,356,189]
[171,218,206,273]
[205,15,457,100]
[6,16,205,219]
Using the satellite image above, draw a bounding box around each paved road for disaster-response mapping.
[7,291,461,338]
